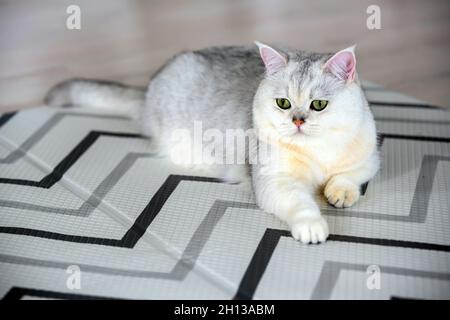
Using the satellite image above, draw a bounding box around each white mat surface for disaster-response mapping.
[0,82,449,300]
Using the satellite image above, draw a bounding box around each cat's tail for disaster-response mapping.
[44,78,145,118]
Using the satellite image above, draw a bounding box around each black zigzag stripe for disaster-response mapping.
[0,112,17,128]
[0,130,140,187]
[364,134,450,196]
[390,296,424,300]
[2,286,118,300]
[369,101,441,109]
[379,134,450,144]
[0,175,221,247]
[234,229,450,300]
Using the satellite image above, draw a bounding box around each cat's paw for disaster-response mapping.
[324,178,360,208]
[291,216,329,244]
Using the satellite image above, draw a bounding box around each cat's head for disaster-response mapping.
[253,41,367,146]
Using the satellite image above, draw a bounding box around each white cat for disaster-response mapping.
[46,42,379,244]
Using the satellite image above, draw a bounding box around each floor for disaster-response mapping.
[0,0,449,112]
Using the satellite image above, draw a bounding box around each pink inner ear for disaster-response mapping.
[325,51,356,82]
[260,47,287,75]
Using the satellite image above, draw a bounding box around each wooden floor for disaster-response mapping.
[1,0,449,112]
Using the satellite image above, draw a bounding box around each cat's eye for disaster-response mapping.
[310,99,328,111]
[275,98,291,110]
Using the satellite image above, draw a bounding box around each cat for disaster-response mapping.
[45,42,379,244]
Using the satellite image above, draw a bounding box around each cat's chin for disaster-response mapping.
[285,131,324,145]
[277,127,305,138]
[278,132,311,146]
[289,130,309,138]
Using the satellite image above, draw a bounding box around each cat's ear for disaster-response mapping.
[324,45,357,83]
[255,41,288,75]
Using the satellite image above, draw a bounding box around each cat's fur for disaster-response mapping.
[46,42,379,244]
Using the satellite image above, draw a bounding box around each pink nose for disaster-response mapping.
[293,118,305,127]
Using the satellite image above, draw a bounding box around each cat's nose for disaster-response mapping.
[292,116,305,128]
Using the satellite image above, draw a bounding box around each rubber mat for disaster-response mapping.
[0,82,449,300]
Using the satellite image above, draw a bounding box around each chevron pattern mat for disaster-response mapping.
[1,82,449,300]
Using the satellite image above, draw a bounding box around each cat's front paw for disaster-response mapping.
[324,178,360,208]
[291,216,329,244]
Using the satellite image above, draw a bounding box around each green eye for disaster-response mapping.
[310,100,328,111]
[275,98,291,110]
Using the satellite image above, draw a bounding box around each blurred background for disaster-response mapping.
[0,0,449,112]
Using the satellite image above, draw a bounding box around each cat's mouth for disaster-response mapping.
[285,126,306,137]
[275,121,309,137]
[293,123,307,134]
